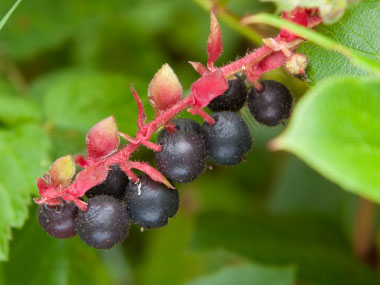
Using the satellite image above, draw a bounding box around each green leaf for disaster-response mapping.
[0,94,41,126]
[186,263,295,285]
[0,206,112,285]
[43,72,150,135]
[273,77,380,203]
[192,211,380,284]
[0,124,51,260]
[298,0,380,83]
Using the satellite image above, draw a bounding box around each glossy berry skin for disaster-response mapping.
[157,118,202,142]
[37,201,78,239]
[86,164,129,199]
[76,195,129,249]
[208,77,247,112]
[155,131,207,183]
[125,174,179,229]
[248,80,293,126]
[202,112,252,166]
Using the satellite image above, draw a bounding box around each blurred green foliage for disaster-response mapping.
[0,0,379,284]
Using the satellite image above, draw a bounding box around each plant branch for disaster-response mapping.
[242,13,380,77]
[36,7,324,210]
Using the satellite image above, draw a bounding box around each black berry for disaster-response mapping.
[208,77,247,112]
[86,164,129,199]
[76,195,129,249]
[37,201,78,239]
[157,118,202,142]
[248,80,293,126]
[155,131,207,183]
[125,174,179,229]
[202,111,252,166]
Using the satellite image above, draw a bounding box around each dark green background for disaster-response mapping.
[0,0,379,284]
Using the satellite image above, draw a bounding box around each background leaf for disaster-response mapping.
[42,72,149,135]
[0,124,50,260]
[274,77,380,202]
[185,263,295,285]
[0,94,41,126]
[192,211,380,284]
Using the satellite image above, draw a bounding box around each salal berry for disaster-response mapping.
[37,201,78,239]
[76,195,129,249]
[157,118,201,142]
[202,111,252,166]
[248,80,293,126]
[125,174,179,229]
[155,131,207,183]
[86,164,129,199]
[208,77,247,112]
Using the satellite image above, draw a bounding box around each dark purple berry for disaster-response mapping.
[248,80,293,126]
[75,195,129,249]
[155,131,207,183]
[125,174,179,229]
[157,118,202,142]
[86,164,129,199]
[202,111,252,166]
[208,77,247,112]
[37,201,78,239]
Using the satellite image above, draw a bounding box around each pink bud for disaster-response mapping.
[148,64,182,113]
[86,116,120,161]
[48,155,76,187]
[284,54,308,75]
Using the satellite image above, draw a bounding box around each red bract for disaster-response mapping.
[189,61,208,76]
[131,86,147,130]
[190,70,228,108]
[86,116,120,163]
[128,161,174,189]
[70,164,109,197]
[280,7,308,42]
[244,51,287,82]
[207,11,223,69]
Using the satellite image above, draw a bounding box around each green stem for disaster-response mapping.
[243,13,380,77]
[0,0,22,32]
[192,0,262,45]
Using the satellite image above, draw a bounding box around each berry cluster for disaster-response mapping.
[34,8,321,250]
[38,169,179,249]
[37,78,292,249]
